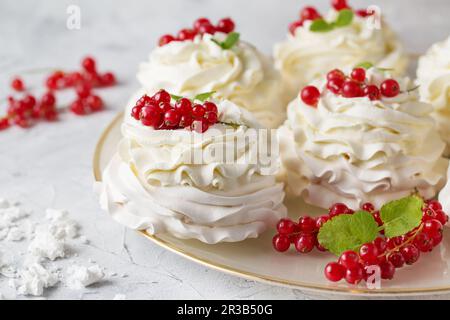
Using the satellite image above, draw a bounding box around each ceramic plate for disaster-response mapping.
[93,111,450,297]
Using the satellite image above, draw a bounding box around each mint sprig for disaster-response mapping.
[310,9,354,32]
[194,91,216,102]
[318,195,424,255]
[355,61,374,69]
[318,211,379,256]
[380,195,423,238]
[211,32,240,50]
[170,94,183,102]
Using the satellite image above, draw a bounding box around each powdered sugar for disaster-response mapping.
[65,264,105,289]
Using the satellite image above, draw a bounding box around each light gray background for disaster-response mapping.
[0,0,449,300]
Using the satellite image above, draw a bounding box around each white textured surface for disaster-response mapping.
[0,0,450,300]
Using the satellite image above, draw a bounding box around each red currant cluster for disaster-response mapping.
[0,56,116,131]
[131,90,219,133]
[289,0,374,35]
[159,17,235,47]
[300,68,401,107]
[273,199,447,285]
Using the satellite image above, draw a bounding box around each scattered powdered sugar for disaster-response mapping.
[113,293,126,300]
[65,264,105,290]
[0,199,113,298]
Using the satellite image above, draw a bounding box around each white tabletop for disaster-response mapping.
[0,0,449,300]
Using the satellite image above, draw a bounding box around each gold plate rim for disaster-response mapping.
[92,111,450,296]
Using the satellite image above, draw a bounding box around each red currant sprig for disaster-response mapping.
[300,67,402,107]
[288,1,374,35]
[131,90,219,133]
[158,17,235,47]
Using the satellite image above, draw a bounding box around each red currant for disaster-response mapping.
[44,109,58,121]
[342,80,363,98]
[326,78,344,94]
[380,79,400,97]
[272,234,290,252]
[205,111,218,125]
[100,72,116,86]
[363,85,381,101]
[434,210,448,226]
[178,29,197,41]
[86,95,104,112]
[203,102,218,114]
[153,89,171,104]
[351,68,366,82]
[179,114,193,128]
[23,95,37,109]
[11,77,25,91]
[217,18,235,33]
[131,106,142,120]
[423,219,443,238]
[300,86,320,107]
[193,18,212,31]
[41,92,56,107]
[388,252,405,268]
[431,232,443,247]
[324,262,346,282]
[329,203,350,217]
[141,105,162,128]
[76,83,92,99]
[159,102,172,113]
[192,104,206,119]
[356,9,372,17]
[164,109,181,127]
[0,118,10,130]
[359,243,379,265]
[413,232,433,252]
[299,216,317,234]
[400,244,420,265]
[82,56,96,73]
[315,215,330,229]
[345,265,364,285]
[428,200,442,212]
[300,6,321,21]
[289,20,303,35]
[70,99,86,115]
[159,34,175,46]
[191,120,209,133]
[339,250,360,269]
[175,98,192,115]
[327,69,345,82]
[294,234,315,253]
[373,237,387,254]
[199,24,216,35]
[379,261,395,280]
[276,218,297,235]
[332,0,350,11]
[361,202,375,212]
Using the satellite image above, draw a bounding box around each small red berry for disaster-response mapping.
[0,118,10,130]
[315,215,330,229]
[272,234,290,252]
[434,210,448,226]
[422,219,443,238]
[299,216,317,234]
[131,106,142,120]
[427,200,442,212]
[400,244,420,265]
[178,28,197,41]
[356,9,372,17]
[300,85,320,107]
[326,78,344,94]
[372,210,383,226]
[44,109,58,121]
[329,203,350,217]
[339,250,360,269]
[324,262,346,282]
[41,92,56,107]
[193,18,212,31]
[380,79,400,97]
[159,102,172,113]
[141,105,162,128]
[379,261,395,280]
[351,68,366,82]
[332,0,350,11]
[179,114,193,128]
[203,102,218,114]
[11,77,25,91]
[100,72,116,86]
[342,80,363,98]
[205,112,218,125]
[373,237,387,254]
[289,20,303,35]
[359,243,379,265]
[70,99,86,115]
[277,218,296,234]
[164,109,181,127]
[153,90,171,104]
[388,252,405,268]
[300,6,321,21]
[216,18,235,33]
[198,24,216,35]
[363,85,381,101]
[23,95,37,110]
[136,95,152,108]
[190,120,209,133]
[327,69,345,81]
[86,95,104,112]
[192,104,206,119]
[15,117,30,128]
[159,34,175,46]
[82,56,97,73]
[431,232,443,247]
[361,202,375,212]
[294,234,315,253]
[175,98,192,115]
[76,83,92,99]
[345,265,364,285]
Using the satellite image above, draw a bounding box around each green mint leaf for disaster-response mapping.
[380,195,423,238]
[210,38,224,48]
[222,32,240,49]
[333,9,354,27]
[170,94,183,102]
[219,121,244,129]
[355,61,374,69]
[194,91,216,102]
[310,19,334,32]
[318,211,379,256]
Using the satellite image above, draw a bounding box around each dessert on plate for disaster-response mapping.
[274,0,408,99]
[278,66,448,209]
[134,17,286,128]
[98,90,286,244]
[417,36,450,155]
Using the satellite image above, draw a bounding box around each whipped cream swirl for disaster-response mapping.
[274,10,408,99]
[99,100,286,243]
[417,36,450,155]
[137,33,286,128]
[278,69,448,209]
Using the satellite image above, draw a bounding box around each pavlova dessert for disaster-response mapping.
[134,17,286,128]
[278,65,448,209]
[98,89,286,243]
[417,36,450,155]
[274,0,408,99]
